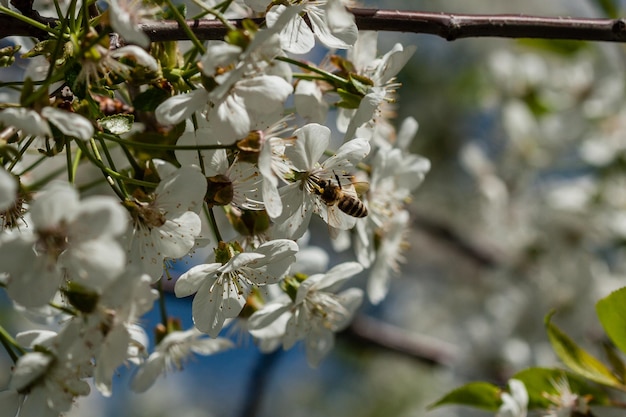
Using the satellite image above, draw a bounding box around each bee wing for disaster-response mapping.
[352,181,370,196]
[312,198,357,233]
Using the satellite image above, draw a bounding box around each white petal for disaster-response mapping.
[287,123,330,170]
[294,80,328,123]
[61,237,126,285]
[192,280,227,337]
[15,330,57,349]
[221,252,266,273]
[248,300,291,339]
[41,107,94,140]
[0,168,17,212]
[0,390,20,417]
[5,248,62,307]
[315,262,363,293]
[267,6,315,54]
[342,90,384,141]
[211,94,250,139]
[95,325,131,397]
[154,211,202,259]
[200,43,241,76]
[130,353,166,393]
[334,288,364,330]
[111,46,158,71]
[72,196,128,240]
[0,108,50,137]
[323,137,371,172]
[175,263,220,297]
[350,31,378,73]
[262,177,282,218]
[272,185,313,240]
[9,352,52,391]
[155,89,208,126]
[19,387,60,417]
[374,44,416,85]
[283,310,309,349]
[190,337,234,355]
[108,0,150,48]
[238,75,293,114]
[155,165,207,215]
[29,181,79,229]
[308,5,355,49]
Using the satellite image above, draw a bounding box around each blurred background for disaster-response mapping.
[5,0,626,416]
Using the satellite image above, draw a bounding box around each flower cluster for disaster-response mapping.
[0,0,429,413]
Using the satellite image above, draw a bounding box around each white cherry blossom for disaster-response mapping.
[248,262,363,367]
[266,1,357,54]
[175,239,298,337]
[0,181,128,307]
[155,9,300,138]
[272,123,370,239]
[124,166,207,282]
[337,31,416,140]
[176,133,264,212]
[0,107,94,141]
[0,167,17,213]
[106,0,151,48]
[130,328,233,393]
[497,379,528,417]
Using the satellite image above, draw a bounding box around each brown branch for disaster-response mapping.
[140,8,626,43]
[0,14,51,39]
[341,315,460,366]
[4,8,626,43]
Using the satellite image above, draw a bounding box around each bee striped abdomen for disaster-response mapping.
[337,197,368,218]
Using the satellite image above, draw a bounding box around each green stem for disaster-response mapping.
[71,145,82,180]
[277,56,350,88]
[206,205,223,243]
[99,132,236,151]
[8,135,38,172]
[163,0,206,54]
[191,0,236,32]
[49,302,78,316]
[65,138,74,183]
[0,324,25,363]
[292,73,332,82]
[95,137,129,197]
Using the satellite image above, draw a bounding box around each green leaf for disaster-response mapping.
[429,381,501,411]
[596,287,626,359]
[545,312,623,388]
[513,367,610,409]
[98,115,134,135]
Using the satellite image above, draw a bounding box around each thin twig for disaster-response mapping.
[140,8,626,43]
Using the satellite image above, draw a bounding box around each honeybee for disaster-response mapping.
[310,173,368,218]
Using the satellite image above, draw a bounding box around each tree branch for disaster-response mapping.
[3,8,626,42]
[140,8,626,43]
